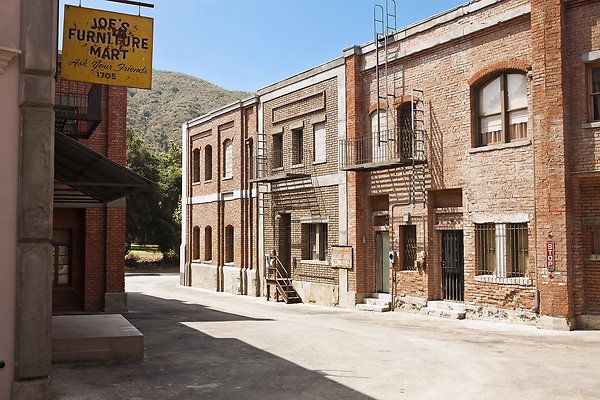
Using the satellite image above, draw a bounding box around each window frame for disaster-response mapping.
[272,133,283,170]
[302,223,328,262]
[52,229,73,287]
[204,145,213,181]
[475,222,529,280]
[474,71,528,147]
[589,65,600,122]
[204,226,213,261]
[223,139,233,179]
[312,122,326,164]
[291,127,304,166]
[225,225,234,263]
[192,148,201,183]
[192,226,200,261]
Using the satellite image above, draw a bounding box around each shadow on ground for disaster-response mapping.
[52,292,373,400]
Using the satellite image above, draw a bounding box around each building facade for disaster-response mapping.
[182,98,259,296]
[181,0,600,330]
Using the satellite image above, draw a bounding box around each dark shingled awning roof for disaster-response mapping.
[54,132,153,204]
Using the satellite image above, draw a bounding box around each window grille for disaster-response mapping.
[292,128,304,165]
[304,223,328,261]
[403,225,417,271]
[591,67,600,121]
[475,223,528,278]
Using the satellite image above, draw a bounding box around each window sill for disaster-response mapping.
[272,167,284,172]
[291,163,305,169]
[204,179,213,184]
[222,176,233,181]
[312,160,327,165]
[589,254,600,261]
[469,139,531,154]
[582,121,600,129]
[474,275,533,286]
[299,259,329,266]
[192,181,201,186]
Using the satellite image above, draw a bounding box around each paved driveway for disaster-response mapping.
[52,275,600,399]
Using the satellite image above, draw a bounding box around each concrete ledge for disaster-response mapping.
[465,305,538,326]
[222,265,242,295]
[52,314,143,363]
[394,295,428,312]
[104,292,128,313]
[293,281,339,307]
[576,314,600,330]
[12,377,51,400]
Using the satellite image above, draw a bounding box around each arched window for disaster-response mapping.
[204,226,212,261]
[192,226,200,260]
[204,145,213,181]
[225,225,234,263]
[477,72,528,146]
[397,103,413,159]
[223,139,232,179]
[192,148,200,183]
[370,110,388,162]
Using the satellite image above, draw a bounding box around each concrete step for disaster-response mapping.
[419,301,467,319]
[426,301,466,312]
[356,303,391,312]
[368,293,391,302]
[365,298,390,307]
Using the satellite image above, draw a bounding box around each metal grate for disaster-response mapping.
[475,223,528,278]
[403,225,417,271]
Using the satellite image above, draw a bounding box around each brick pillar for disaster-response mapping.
[531,0,574,328]
[345,47,369,296]
[84,208,106,311]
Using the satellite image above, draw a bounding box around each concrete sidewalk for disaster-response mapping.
[52,275,600,399]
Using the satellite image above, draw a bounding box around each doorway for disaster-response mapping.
[277,213,291,278]
[441,230,464,301]
[375,231,390,293]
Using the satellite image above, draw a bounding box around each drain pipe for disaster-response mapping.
[528,67,540,315]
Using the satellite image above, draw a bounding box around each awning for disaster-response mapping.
[54,133,153,204]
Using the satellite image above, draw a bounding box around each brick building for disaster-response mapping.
[182,0,600,330]
[181,97,259,295]
[53,73,150,313]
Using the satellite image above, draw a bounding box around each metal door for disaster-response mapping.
[277,213,291,277]
[442,230,464,302]
[376,232,390,293]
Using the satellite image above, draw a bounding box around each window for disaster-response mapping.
[477,72,528,146]
[302,223,328,261]
[192,148,200,183]
[192,226,200,260]
[292,128,304,165]
[272,133,283,169]
[204,145,212,181]
[313,122,326,163]
[223,139,232,179]
[204,226,212,261]
[402,225,417,271]
[225,225,234,263]
[590,67,600,121]
[398,103,413,159]
[371,110,388,162]
[475,223,528,278]
[52,229,72,287]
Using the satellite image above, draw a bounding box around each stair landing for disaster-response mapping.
[356,293,391,312]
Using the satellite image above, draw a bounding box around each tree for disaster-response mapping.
[126,127,182,259]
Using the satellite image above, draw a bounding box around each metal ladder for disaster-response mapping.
[411,88,427,207]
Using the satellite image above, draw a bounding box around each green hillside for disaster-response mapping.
[127,70,252,149]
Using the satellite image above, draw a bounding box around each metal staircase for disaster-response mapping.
[266,255,301,304]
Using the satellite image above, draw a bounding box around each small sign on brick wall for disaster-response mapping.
[546,234,555,272]
[330,246,353,269]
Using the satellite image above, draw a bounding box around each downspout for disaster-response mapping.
[180,121,190,286]
[529,67,540,314]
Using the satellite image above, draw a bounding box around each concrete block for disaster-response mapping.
[11,377,51,400]
[20,73,54,106]
[538,316,575,331]
[104,292,128,313]
[190,263,218,291]
[222,265,242,295]
[20,0,57,73]
[576,314,600,330]
[292,281,339,307]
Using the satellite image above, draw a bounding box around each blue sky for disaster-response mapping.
[60,0,466,92]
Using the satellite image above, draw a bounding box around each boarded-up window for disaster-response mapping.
[313,122,326,163]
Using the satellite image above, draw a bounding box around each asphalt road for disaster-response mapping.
[52,275,600,399]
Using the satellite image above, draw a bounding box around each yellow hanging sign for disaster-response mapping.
[61,5,153,89]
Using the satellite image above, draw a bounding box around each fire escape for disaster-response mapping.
[252,132,329,304]
[339,0,427,206]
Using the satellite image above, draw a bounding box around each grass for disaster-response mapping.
[126,244,179,273]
